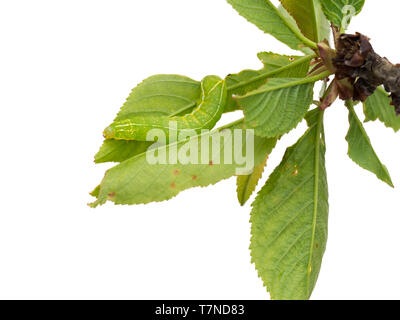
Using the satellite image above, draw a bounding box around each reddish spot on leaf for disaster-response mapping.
[173,169,180,176]
[192,175,197,180]
[108,192,116,198]
[170,183,176,189]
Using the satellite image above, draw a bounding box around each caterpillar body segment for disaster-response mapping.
[103,76,227,142]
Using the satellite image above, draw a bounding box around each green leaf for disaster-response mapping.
[237,155,269,206]
[320,0,365,28]
[346,102,394,187]
[225,53,313,117]
[238,78,316,138]
[257,52,307,71]
[227,0,317,51]
[94,139,152,164]
[279,0,330,42]
[227,54,313,98]
[363,87,400,133]
[90,120,277,207]
[276,5,315,55]
[116,74,201,121]
[250,109,329,300]
[224,97,241,113]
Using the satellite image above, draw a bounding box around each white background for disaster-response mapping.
[1,0,399,300]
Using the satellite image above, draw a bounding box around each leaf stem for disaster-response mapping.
[227,54,317,92]
[243,70,332,97]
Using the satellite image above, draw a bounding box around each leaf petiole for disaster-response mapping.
[227,54,317,92]
[242,70,332,98]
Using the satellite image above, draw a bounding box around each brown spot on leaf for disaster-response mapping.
[292,165,299,176]
[170,183,176,189]
[316,243,319,249]
[173,169,180,176]
[108,192,116,198]
[209,161,213,166]
[192,175,197,180]
[289,57,295,62]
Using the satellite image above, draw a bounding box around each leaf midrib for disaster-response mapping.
[306,109,324,298]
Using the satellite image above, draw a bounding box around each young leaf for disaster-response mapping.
[363,87,400,132]
[279,0,330,42]
[226,0,317,51]
[90,120,277,207]
[237,155,269,206]
[320,0,365,28]
[250,109,329,300]
[346,102,394,187]
[238,76,319,138]
[226,54,313,96]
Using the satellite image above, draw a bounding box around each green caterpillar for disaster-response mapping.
[103,75,227,142]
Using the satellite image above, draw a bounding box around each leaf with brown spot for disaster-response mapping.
[90,119,277,207]
[250,108,329,299]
